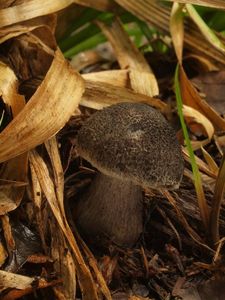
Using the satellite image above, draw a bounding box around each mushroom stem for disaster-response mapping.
[75,173,143,247]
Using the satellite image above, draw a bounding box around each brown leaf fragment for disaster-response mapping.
[0,240,7,267]
[165,244,184,274]
[179,66,225,131]
[0,270,61,300]
[98,255,118,285]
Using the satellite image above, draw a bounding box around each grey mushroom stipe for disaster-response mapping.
[75,102,184,247]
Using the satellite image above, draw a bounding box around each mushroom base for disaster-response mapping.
[74,173,143,247]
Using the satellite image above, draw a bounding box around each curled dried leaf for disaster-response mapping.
[0,49,84,163]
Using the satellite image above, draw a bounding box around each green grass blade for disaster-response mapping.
[58,8,101,47]
[174,64,210,230]
[210,153,225,246]
[64,27,144,58]
[63,32,106,58]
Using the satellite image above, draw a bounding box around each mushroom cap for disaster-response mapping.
[78,102,184,190]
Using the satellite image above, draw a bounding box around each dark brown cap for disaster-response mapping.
[78,102,184,190]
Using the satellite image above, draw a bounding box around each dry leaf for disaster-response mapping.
[82,79,166,111]
[0,270,38,290]
[201,147,219,175]
[82,70,129,88]
[0,49,84,163]
[182,104,214,149]
[183,147,217,179]
[115,0,225,67]
[97,17,159,96]
[179,66,225,131]
[0,0,117,29]
[0,61,27,214]
[170,2,184,62]
[185,54,218,72]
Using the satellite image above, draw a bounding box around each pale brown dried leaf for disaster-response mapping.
[0,62,27,214]
[82,70,129,88]
[82,79,166,111]
[170,2,184,62]
[182,105,214,149]
[0,49,84,163]
[0,270,36,290]
[97,17,159,96]
[0,0,117,28]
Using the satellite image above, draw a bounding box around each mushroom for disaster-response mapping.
[75,102,184,247]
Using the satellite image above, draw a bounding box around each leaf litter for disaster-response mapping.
[0,1,225,300]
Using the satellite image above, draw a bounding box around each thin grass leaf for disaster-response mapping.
[58,8,102,46]
[60,12,114,51]
[175,64,210,230]
[137,20,155,44]
[64,26,145,58]
[62,26,102,54]
[186,4,225,53]
[210,153,225,246]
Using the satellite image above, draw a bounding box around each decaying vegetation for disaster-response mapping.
[0,1,225,299]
